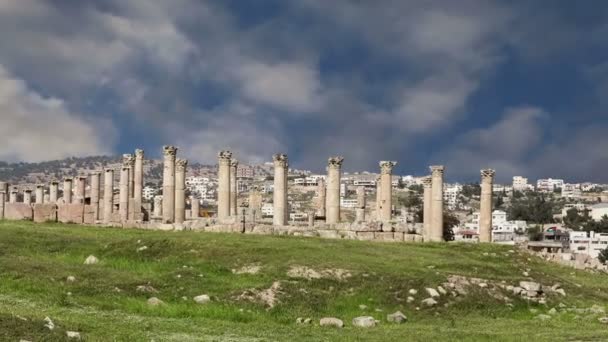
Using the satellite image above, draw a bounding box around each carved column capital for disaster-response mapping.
[430,165,445,176]
[230,159,239,168]
[135,149,144,158]
[175,158,188,171]
[421,176,433,187]
[327,156,344,169]
[122,154,135,168]
[163,145,178,157]
[272,153,289,168]
[481,169,496,181]
[379,161,397,174]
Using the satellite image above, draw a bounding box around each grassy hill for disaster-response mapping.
[0,221,607,341]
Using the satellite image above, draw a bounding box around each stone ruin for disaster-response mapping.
[0,148,498,244]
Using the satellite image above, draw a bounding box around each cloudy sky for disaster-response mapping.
[0,0,607,182]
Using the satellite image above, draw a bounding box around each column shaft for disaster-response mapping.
[316,179,326,218]
[422,176,432,242]
[0,192,4,219]
[217,151,232,221]
[134,149,144,207]
[119,167,130,222]
[35,185,44,204]
[23,190,32,205]
[479,169,496,243]
[162,146,177,223]
[9,190,17,203]
[103,169,114,223]
[326,156,343,224]
[273,154,288,226]
[63,179,73,204]
[430,165,445,242]
[0,182,9,202]
[153,196,162,217]
[230,160,238,216]
[74,177,86,204]
[379,161,397,222]
[49,182,59,203]
[174,158,187,224]
[191,197,200,218]
[91,172,101,221]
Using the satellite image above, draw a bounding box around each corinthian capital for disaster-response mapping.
[122,154,135,168]
[430,165,445,176]
[328,156,344,169]
[218,150,232,160]
[230,159,239,168]
[421,176,432,187]
[175,158,188,171]
[272,153,289,167]
[135,149,144,158]
[163,145,178,157]
[379,161,397,174]
[481,169,496,181]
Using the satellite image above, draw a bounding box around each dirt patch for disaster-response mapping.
[232,265,262,275]
[287,266,351,280]
[237,281,282,308]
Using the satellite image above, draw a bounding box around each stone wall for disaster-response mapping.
[58,204,85,224]
[33,204,57,223]
[4,203,33,221]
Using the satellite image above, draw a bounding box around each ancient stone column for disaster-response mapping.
[103,169,114,223]
[23,190,32,205]
[379,161,397,222]
[49,181,59,203]
[479,169,496,243]
[356,186,366,222]
[153,196,162,218]
[0,191,4,219]
[325,156,344,224]
[191,197,200,218]
[35,184,44,204]
[119,167,130,222]
[217,150,232,221]
[422,176,432,242]
[430,165,445,242]
[162,146,178,223]
[0,182,8,202]
[90,172,101,221]
[308,210,315,227]
[9,189,18,203]
[230,159,239,217]
[134,149,144,207]
[316,178,326,218]
[122,154,135,200]
[272,153,288,226]
[174,158,188,224]
[248,185,262,222]
[375,176,382,220]
[75,176,87,204]
[63,178,73,204]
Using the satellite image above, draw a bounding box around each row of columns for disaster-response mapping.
[160,146,189,224]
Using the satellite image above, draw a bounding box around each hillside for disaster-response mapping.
[0,221,607,341]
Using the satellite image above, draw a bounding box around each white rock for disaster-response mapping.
[408,289,418,295]
[425,288,440,298]
[554,288,566,296]
[598,317,608,324]
[387,311,407,324]
[352,316,376,328]
[320,317,344,328]
[519,281,541,292]
[478,283,488,288]
[66,331,81,339]
[407,296,415,303]
[421,298,438,307]
[548,308,557,315]
[67,276,76,282]
[147,297,164,306]
[83,255,99,265]
[43,316,54,330]
[193,294,211,304]
[512,287,523,295]
[437,286,447,295]
[137,246,148,252]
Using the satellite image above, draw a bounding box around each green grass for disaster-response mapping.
[0,220,607,341]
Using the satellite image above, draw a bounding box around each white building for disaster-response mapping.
[261,203,273,217]
[512,176,529,191]
[443,183,462,210]
[591,203,608,221]
[536,178,564,192]
[457,210,527,244]
[562,183,582,198]
[142,186,157,200]
[340,198,358,208]
[561,203,589,218]
[569,231,608,258]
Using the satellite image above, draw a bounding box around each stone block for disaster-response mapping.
[393,232,405,242]
[404,234,416,242]
[318,230,341,239]
[58,204,84,224]
[356,232,375,241]
[350,221,381,232]
[340,231,358,240]
[83,205,96,224]
[4,203,33,221]
[33,204,57,223]
[380,222,393,232]
[249,225,274,235]
[413,234,424,242]
[375,232,395,242]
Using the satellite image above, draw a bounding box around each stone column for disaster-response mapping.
[217,150,232,221]
[248,186,262,222]
[122,154,135,200]
[63,178,73,204]
[153,196,162,218]
[191,197,200,218]
[103,169,114,223]
[74,176,86,204]
[479,169,496,243]
[356,186,366,222]
[326,156,344,224]
[119,167,130,222]
[9,189,17,203]
[0,182,8,202]
[162,146,178,223]
[35,185,44,204]
[430,165,445,242]
[134,149,144,207]
[316,178,326,218]
[272,153,288,226]
[230,159,238,217]
[90,172,101,221]
[0,191,4,219]
[375,176,382,220]
[379,161,397,222]
[422,176,432,242]
[23,190,32,205]
[174,158,188,224]
[49,181,59,203]
[308,210,315,227]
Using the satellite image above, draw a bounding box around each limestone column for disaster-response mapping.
[248,185,262,222]
[379,161,397,222]
[49,181,59,203]
[23,190,32,205]
[153,196,162,218]
[356,186,366,222]
[375,176,382,220]
[326,156,344,224]
[9,189,18,203]
[122,154,135,200]
[134,149,144,207]
[191,197,200,218]
[272,153,288,226]
[74,176,86,204]
[230,159,239,217]
[316,178,326,218]
[162,146,178,223]
[63,178,73,204]
[0,182,8,202]
[217,151,232,221]
[430,165,445,242]
[119,167,130,222]
[35,185,44,204]
[103,169,114,223]
[308,210,315,227]
[422,176,432,241]
[479,169,496,243]
[0,191,4,219]
[174,158,188,224]
[90,172,101,221]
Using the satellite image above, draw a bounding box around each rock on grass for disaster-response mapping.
[320,317,344,328]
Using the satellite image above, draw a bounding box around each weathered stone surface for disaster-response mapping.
[147,297,164,306]
[33,204,57,223]
[404,234,416,242]
[83,205,96,224]
[4,203,33,221]
[421,297,438,306]
[393,232,405,242]
[58,204,85,224]
[375,232,395,242]
[356,232,375,241]
[193,294,211,304]
[519,281,541,292]
[387,311,407,323]
[352,316,376,328]
[84,255,99,265]
[318,230,341,239]
[320,317,344,328]
[340,231,358,240]
[426,288,440,298]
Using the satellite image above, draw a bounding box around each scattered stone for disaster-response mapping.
[66,331,81,339]
[233,265,262,275]
[387,311,407,324]
[136,285,158,293]
[437,286,447,295]
[548,308,557,315]
[598,317,608,324]
[408,289,418,295]
[478,283,488,288]
[136,246,148,252]
[83,255,98,265]
[147,297,164,306]
[589,305,606,314]
[296,317,312,324]
[425,288,440,298]
[421,298,438,307]
[43,317,54,330]
[352,316,376,328]
[554,288,566,296]
[519,281,541,292]
[66,276,76,282]
[535,314,551,321]
[407,296,415,303]
[193,294,211,304]
[522,271,529,277]
[287,266,351,280]
[320,317,344,328]
[236,281,282,308]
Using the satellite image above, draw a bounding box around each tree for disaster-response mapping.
[462,183,481,198]
[599,247,608,265]
[495,195,504,208]
[443,211,459,242]
[527,225,543,241]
